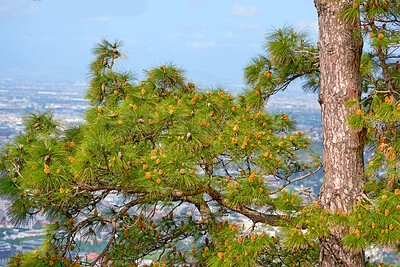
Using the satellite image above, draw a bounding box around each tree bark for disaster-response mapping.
[314,0,365,266]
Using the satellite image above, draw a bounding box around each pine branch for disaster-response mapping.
[203,184,284,226]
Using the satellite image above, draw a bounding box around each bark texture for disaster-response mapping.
[314,0,365,266]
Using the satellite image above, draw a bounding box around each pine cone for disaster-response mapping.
[186,132,192,141]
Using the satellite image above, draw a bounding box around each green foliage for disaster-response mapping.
[0,39,320,266]
[6,1,400,265]
[243,26,319,108]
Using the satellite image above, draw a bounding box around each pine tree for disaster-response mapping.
[243,0,400,266]
[3,1,400,266]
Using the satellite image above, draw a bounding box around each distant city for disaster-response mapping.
[0,79,88,144]
[0,79,88,265]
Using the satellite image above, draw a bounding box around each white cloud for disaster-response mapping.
[180,21,194,29]
[295,20,319,36]
[167,33,183,40]
[237,22,265,31]
[0,0,36,19]
[85,16,110,23]
[185,40,216,49]
[191,32,203,39]
[145,46,154,53]
[179,21,209,29]
[223,31,234,38]
[230,3,261,17]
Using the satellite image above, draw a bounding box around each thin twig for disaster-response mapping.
[269,164,323,195]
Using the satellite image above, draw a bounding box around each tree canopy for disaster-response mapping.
[0,39,321,266]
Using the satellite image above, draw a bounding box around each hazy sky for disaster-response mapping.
[1,0,318,89]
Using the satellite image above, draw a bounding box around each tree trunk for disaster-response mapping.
[314,0,365,266]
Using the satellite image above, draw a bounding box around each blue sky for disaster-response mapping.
[0,0,318,89]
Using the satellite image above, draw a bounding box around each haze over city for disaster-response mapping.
[1,0,317,88]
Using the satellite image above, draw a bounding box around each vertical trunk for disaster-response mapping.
[314,0,365,266]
